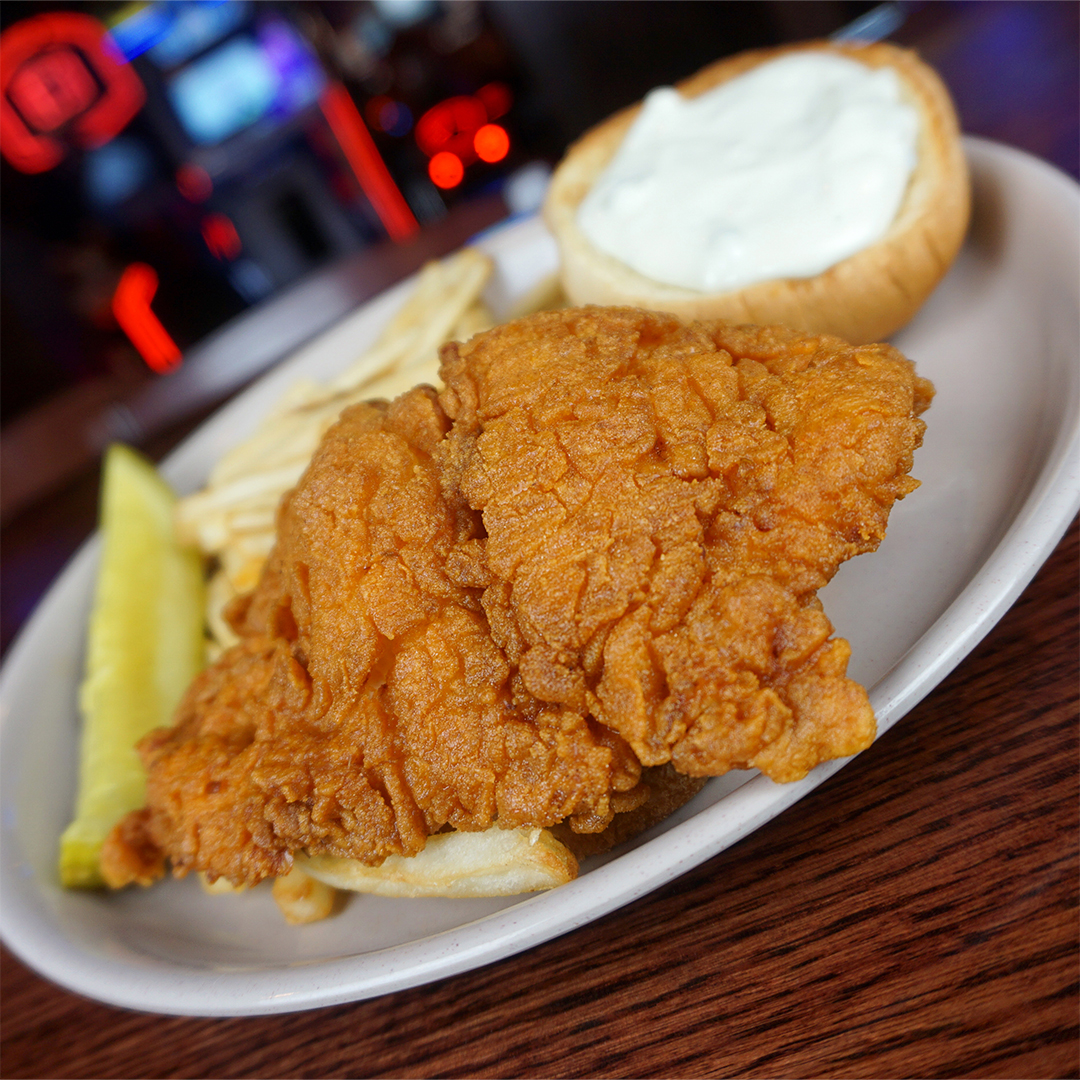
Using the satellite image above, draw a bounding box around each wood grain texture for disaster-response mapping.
[2,4,1077,1077]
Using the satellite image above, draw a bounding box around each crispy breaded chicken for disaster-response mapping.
[102,308,930,888]
[437,310,932,780]
[103,386,643,888]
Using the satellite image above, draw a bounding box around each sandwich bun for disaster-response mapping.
[544,40,970,344]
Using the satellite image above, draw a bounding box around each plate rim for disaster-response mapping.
[2,136,1077,1017]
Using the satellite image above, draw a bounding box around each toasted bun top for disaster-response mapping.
[544,40,970,344]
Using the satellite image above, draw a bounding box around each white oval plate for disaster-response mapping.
[2,138,1077,1017]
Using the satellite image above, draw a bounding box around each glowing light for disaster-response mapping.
[105,2,172,62]
[415,96,485,162]
[85,137,153,207]
[319,82,418,243]
[176,162,213,202]
[428,150,464,189]
[112,264,181,374]
[201,213,242,260]
[8,48,98,132]
[474,123,509,164]
[476,81,512,121]
[0,12,145,174]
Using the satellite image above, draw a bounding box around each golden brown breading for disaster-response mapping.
[103,308,930,888]
[106,386,642,887]
[437,309,932,780]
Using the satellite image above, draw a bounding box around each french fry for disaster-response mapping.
[272,865,338,924]
[205,570,241,651]
[329,247,493,394]
[199,872,246,895]
[297,827,578,899]
[176,248,496,574]
[445,300,496,346]
[349,356,442,409]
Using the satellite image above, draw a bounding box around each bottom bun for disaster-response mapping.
[545,41,971,344]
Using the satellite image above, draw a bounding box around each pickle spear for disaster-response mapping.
[59,444,205,887]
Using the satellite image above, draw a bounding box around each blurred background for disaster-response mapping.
[2,0,1077,651]
[1,1,879,483]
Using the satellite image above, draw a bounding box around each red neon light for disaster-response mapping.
[201,213,242,261]
[428,150,464,190]
[474,123,509,164]
[476,82,512,121]
[0,12,144,174]
[319,83,418,243]
[415,96,486,163]
[8,48,99,132]
[112,264,181,374]
[176,163,212,202]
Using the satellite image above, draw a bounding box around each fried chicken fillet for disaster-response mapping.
[101,308,931,889]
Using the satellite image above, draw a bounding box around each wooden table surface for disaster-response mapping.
[3,3,1078,1077]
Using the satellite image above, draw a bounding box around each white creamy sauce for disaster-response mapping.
[576,52,919,293]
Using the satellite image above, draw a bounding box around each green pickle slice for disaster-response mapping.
[59,444,205,887]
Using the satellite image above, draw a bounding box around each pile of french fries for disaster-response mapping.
[174,247,579,923]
